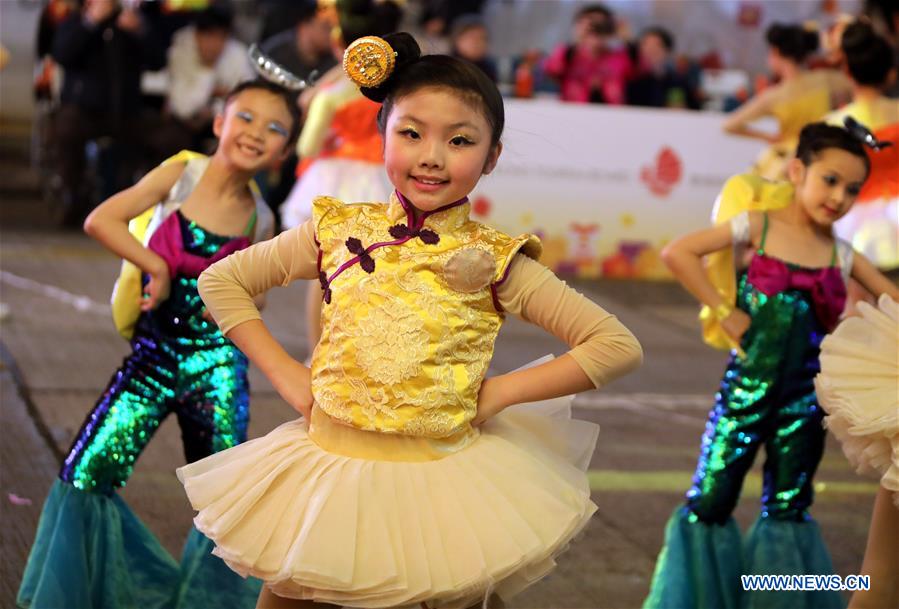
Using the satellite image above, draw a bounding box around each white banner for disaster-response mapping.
[472,99,765,279]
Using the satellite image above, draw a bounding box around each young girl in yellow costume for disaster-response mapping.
[724,23,852,180]
[177,32,643,609]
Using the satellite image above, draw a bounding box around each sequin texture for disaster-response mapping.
[60,213,251,494]
[685,266,833,523]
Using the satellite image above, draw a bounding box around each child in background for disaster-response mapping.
[645,122,899,609]
[18,80,297,609]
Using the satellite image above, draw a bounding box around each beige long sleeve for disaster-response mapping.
[200,226,643,388]
[496,255,643,388]
[198,221,320,334]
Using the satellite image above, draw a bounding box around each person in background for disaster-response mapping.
[723,22,852,180]
[543,3,633,104]
[450,13,497,82]
[626,26,701,110]
[51,0,166,225]
[258,2,337,220]
[259,2,336,85]
[163,5,253,155]
[415,0,486,54]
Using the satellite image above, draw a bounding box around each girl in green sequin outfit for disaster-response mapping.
[644,123,899,609]
[18,81,299,609]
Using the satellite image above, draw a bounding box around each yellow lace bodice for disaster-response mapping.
[310,193,540,438]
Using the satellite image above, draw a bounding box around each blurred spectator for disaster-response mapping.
[259,2,336,84]
[51,0,166,224]
[450,14,497,82]
[257,3,336,222]
[417,0,486,54]
[162,5,252,153]
[258,0,317,43]
[723,22,852,179]
[35,1,79,98]
[542,3,633,104]
[626,27,701,109]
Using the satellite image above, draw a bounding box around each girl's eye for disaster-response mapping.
[847,185,861,196]
[822,175,838,186]
[268,123,289,137]
[400,128,420,140]
[450,135,474,146]
[237,111,253,122]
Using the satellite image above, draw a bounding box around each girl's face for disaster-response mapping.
[384,87,500,213]
[789,148,867,228]
[214,89,292,172]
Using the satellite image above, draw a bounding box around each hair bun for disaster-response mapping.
[344,32,420,103]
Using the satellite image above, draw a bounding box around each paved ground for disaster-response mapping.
[0,128,879,608]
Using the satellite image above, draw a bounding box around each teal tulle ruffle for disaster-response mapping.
[175,526,262,609]
[643,506,743,609]
[17,479,180,609]
[742,515,845,609]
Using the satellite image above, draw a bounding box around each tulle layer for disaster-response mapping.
[816,295,899,505]
[177,397,598,608]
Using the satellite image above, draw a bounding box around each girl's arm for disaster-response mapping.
[296,84,352,158]
[251,223,276,312]
[850,253,899,301]
[722,89,780,144]
[198,222,320,417]
[661,213,759,341]
[83,161,185,309]
[849,486,899,609]
[474,256,644,424]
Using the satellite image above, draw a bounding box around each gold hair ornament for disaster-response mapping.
[343,36,397,88]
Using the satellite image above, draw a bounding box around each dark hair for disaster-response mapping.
[338,0,403,46]
[224,79,302,148]
[359,33,505,148]
[765,23,819,62]
[642,26,674,51]
[194,6,233,33]
[575,4,613,22]
[795,122,870,177]
[841,21,893,86]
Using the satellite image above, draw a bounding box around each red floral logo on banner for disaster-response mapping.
[640,146,682,197]
[737,2,762,28]
[472,196,492,217]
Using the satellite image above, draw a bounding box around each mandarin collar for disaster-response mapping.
[386,190,470,233]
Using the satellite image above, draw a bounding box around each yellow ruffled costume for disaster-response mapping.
[700,173,793,351]
[177,195,604,608]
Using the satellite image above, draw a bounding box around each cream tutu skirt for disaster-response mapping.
[176,394,598,608]
[815,295,899,506]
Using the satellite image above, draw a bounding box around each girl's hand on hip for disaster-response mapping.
[722,309,751,343]
[141,268,171,311]
[472,376,511,427]
[273,358,314,420]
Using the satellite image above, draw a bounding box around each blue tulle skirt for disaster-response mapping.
[644,506,846,609]
[18,479,261,609]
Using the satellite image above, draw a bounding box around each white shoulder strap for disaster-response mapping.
[142,157,210,245]
[836,239,854,285]
[730,210,751,245]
